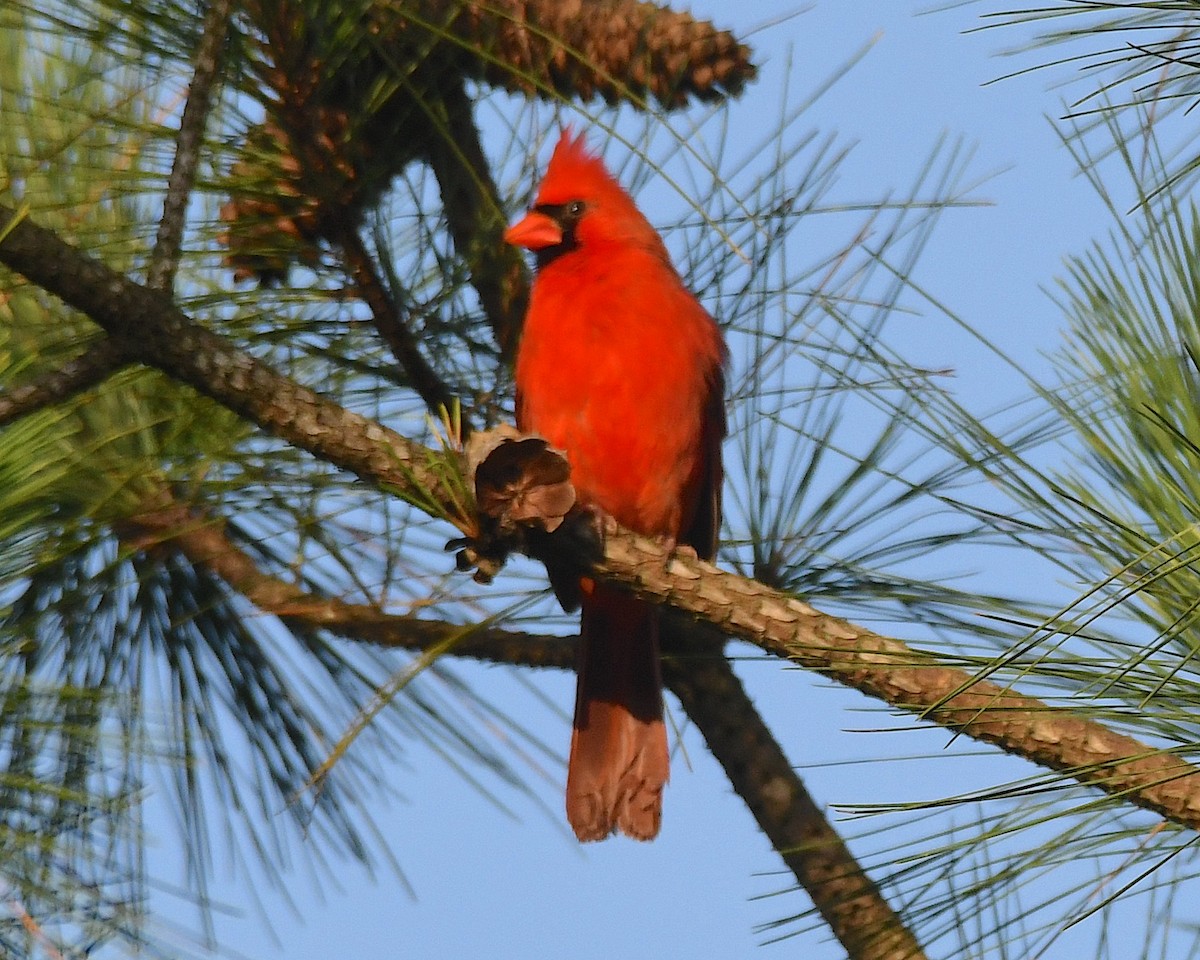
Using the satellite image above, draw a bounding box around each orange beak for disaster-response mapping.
[504,210,563,250]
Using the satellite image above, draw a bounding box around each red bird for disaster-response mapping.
[505,131,726,841]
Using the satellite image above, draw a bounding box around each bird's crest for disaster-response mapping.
[535,128,629,209]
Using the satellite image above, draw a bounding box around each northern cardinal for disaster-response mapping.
[505,131,726,841]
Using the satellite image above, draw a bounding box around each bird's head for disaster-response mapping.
[504,129,664,267]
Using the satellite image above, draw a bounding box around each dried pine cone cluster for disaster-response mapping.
[448,0,756,108]
[220,0,449,283]
[219,114,359,285]
[220,0,756,285]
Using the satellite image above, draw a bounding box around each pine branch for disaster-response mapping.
[147,0,233,294]
[0,0,231,424]
[0,339,123,426]
[591,534,1200,832]
[4,201,1200,840]
[663,635,926,960]
[113,485,555,664]
[118,484,925,960]
[0,203,460,509]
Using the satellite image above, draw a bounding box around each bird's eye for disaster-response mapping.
[568,200,585,217]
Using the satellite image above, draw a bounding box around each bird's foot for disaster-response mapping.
[446,534,512,585]
[655,534,700,571]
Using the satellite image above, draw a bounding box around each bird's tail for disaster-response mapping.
[567,581,669,841]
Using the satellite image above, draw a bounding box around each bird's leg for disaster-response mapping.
[539,501,612,565]
[586,503,621,542]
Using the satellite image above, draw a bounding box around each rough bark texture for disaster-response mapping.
[0,339,124,426]
[148,0,233,294]
[663,638,926,960]
[0,0,230,425]
[584,531,1200,832]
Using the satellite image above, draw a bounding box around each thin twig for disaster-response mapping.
[0,338,123,426]
[339,227,461,421]
[147,0,233,293]
[422,76,528,360]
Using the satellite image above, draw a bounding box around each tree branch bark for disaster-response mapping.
[3,202,1200,839]
[0,203,462,511]
[0,339,124,426]
[147,0,233,294]
[663,636,925,960]
[422,75,528,361]
[115,486,551,663]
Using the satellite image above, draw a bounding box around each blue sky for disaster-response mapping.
[138,3,1169,958]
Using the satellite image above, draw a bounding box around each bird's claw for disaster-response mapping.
[446,535,513,585]
[653,534,699,571]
